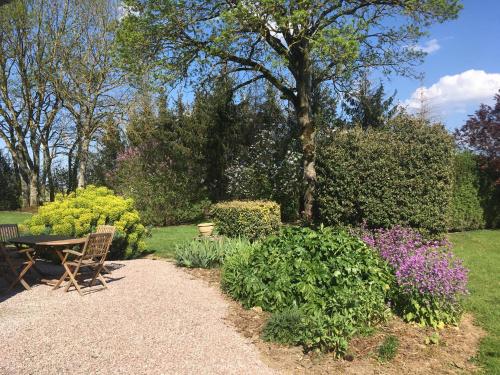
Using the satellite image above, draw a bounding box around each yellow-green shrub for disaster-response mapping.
[211,200,281,240]
[25,185,146,258]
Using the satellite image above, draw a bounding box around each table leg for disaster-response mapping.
[42,250,66,287]
[51,250,68,290]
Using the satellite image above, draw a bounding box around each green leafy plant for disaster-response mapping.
[175,237,254,269]
[424,332,440,345]
[378,335,399,362]
[221,226,393,354]
[24,185,146,258]
[211,200,281,240]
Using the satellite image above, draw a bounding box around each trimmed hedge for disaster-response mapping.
[25,185,146,259]
[211,200,281,240]
[316,116,455,234]
[449,152,485,231]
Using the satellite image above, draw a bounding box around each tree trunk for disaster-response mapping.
[19,173,29,209]
[77,137,90,188]
[297,103,316,223]
[295,45,316,224]
[29,172,38,207]
[41,144,55,201]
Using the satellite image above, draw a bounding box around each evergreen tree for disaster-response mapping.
[342,77,398,129]
[192,76,244,201]
[0,152,20,210]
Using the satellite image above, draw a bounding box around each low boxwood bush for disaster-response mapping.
[25,185,146,259]
[221,226,393,354]
[211,200,281,240]
[175,237,254,269]
[361,226,468,328]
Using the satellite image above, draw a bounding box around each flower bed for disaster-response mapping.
[361,226,468,327]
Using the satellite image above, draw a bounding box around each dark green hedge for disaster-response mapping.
[449,152,485,231]
[315,116,455,234]
[479,166,500,229]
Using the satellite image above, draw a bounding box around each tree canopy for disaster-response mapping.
[117,0,462,222]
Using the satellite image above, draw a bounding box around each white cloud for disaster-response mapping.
[412,39,441,54]
[405,70,500,112]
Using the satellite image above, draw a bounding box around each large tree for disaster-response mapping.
[117,0,461,221]
[0,0,66,206]
[455,90,500,228]
[455,90,500,176]
[54,0,126,189]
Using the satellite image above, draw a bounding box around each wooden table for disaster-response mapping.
[9,235,87,285]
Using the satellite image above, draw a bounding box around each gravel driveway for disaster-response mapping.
[0,259,276,375]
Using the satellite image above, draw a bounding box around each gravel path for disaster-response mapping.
[0,259,276,375]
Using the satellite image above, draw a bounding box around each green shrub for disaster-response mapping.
[449,152,485,231]
[262,308,305,345]
[25,185,146,258]
[221,226,393,354]
[316,115,455,234]
[211,200,281,240]
[175,237,254,268]
[378,335,399,362]
[479,165,500,229]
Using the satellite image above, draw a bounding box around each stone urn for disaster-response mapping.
[197,222,215,237]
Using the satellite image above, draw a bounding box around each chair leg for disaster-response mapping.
[89,264,108,289]
[63,263,83,296]
[53,270,68,290]
[8,260,33,291]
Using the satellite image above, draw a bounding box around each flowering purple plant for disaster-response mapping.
[358,225,468,326]
[361,226,468,303]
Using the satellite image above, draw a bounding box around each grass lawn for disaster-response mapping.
[144,225,198,258]
[450,230,500,374]
[0,210,32,225]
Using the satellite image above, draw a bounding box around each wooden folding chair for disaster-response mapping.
[95,225,116,273]
[0,224,36,291]
[54,232,112,296]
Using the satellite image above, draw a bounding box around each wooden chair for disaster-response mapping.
[0,224,35,291]
[96,225,116,273]
[54,232,113,296]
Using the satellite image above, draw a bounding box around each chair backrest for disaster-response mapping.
[0,224,19,244]
[82,232,113,260]
[96,225,116,236]
[96,225,115,249]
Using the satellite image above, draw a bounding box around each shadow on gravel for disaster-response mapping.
[1,261,127,301]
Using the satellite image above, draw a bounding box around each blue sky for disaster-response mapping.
[383,0,500,130]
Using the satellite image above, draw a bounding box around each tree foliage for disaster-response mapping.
[455,91,500,228]
[0,153,20,210]
[342,77,398,129]
[117,0,461,222]
[109,93,209,226]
